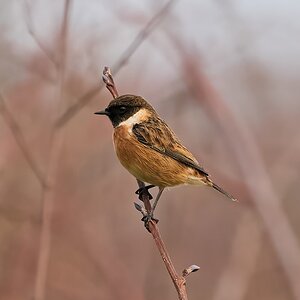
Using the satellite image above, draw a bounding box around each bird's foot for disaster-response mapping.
[141,213,159,232]
[135,185,155,201]
[134,202,158,232]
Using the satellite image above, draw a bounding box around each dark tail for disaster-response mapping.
[211,182,237,202]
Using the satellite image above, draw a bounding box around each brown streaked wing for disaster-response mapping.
[132,118,209,177]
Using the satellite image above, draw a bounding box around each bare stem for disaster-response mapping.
[102,67,196,300]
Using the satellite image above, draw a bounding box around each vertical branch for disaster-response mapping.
[33,1,72,300]
[102,67,198,300]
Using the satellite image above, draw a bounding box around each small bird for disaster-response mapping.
[95,94,236,217]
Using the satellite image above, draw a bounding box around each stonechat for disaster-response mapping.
[95,94,236,216]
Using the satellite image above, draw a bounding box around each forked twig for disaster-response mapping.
[102,67,198,300]
[55,0,177,128]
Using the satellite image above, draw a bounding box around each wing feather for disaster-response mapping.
[132,118,209,177]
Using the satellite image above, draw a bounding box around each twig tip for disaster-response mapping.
[134,202,148,217]
[101,66,119,98]
[134,202,142,211]
[182,264,200,278]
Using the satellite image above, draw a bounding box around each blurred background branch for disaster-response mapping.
[24,0,58,68]
[33,1,72,300]
[0,92,46,187]
[55,0,177,128]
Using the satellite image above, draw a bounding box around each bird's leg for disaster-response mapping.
[150,187,165,218]
[135,184,155,200]
[142,187,165,229]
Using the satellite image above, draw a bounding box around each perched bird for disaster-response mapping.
[95,94,236,217]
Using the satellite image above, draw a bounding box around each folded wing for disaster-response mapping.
[132,118,209,177]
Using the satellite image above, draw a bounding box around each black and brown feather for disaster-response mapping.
[132,117,209,177]
[97,94,235,200]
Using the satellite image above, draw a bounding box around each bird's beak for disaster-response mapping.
[94,109,110,116]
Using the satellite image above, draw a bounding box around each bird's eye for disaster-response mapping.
[119,106,127,113]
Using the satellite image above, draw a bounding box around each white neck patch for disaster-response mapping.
[117,108,148,128]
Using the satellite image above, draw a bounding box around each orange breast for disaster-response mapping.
[113,125,203,187]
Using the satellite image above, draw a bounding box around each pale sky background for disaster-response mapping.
[1,1,300,76]
[0,0,299,116]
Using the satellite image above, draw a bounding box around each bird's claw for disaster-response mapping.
[135,185,155,201]
[141,213,159,232]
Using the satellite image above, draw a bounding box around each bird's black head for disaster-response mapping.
[95,94,155,127]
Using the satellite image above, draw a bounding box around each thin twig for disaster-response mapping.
[110,0,177,71]
[0,93,47,187]
[102,67,119,98]
[55,0,177,128]
[148,220,188,299]
[135,186,190,300]
[102,67,197,300]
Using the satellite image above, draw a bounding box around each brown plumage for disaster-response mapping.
[95,94,236,202]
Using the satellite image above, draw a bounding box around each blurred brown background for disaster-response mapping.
[0,1,300,300]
